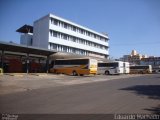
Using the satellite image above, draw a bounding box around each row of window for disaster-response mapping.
[98,63,118,67]
[49,43,106,58]
[55,59,88,65]
[49,30,108,50]
[50,18,108,42]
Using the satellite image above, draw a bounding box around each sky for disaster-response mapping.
[0,0,160,59]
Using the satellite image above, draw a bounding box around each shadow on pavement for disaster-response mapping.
[120,85,160,100]
[119,85,160,114]
[144,105,160,114]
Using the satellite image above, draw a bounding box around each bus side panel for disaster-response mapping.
[54,65,91,75]
[89,59,97,74]
[118,62,124,74]
[124,62,130,74]
[97,67,106,74]
[53,65,76,75]
[77,69,90,75]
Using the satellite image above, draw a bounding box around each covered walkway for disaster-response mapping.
[0,41,57,73]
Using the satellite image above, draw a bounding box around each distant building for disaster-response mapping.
[120,50,160,72]
[141,57,160,72]
[131,50,137,56]
[120,50,147,65]
[141,57,160,67]
[17,14,109,59]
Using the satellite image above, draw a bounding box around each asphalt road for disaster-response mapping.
[0,74,160,114]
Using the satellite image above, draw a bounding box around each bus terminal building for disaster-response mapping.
[0,13,109,73]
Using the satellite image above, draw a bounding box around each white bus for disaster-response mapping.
[50,58,97,76]
[130,65,152,74]
[97,61,130,75]
[124,62,130,74]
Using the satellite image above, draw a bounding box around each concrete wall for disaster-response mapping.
[33,15,49,49]
[20,33,33,46]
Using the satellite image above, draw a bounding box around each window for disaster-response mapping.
[53,31,57,37]
[72,48,76,53]
[53,44,57,50]
[50,18,54,24]
[80,50,85,55]
[50,30,53,36]
[80,29,84,34]
[86,41,89,45]
[87,32,90,36]
[63,34,68,40]
[73,26,76,32]
[64,23,67,29]
[63,46,67,52]
[106,63,118,67]
[72,37,76,42]
[98,63,107,67]
[98,36,100,40]
[68,24,71,30]
[54,19,59,25]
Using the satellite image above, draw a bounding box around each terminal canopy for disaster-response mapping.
[0,41,56,56]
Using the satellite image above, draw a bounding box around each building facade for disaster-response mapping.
[120,50,147,65]
[141,57,160,72]
[141,57,160,67]
[32,14,109,59]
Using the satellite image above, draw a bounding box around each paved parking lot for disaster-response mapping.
[0,73,145,95]
[0,74,160,114]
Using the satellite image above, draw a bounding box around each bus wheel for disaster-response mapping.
[105,71,109,75]
[72,71,78,76]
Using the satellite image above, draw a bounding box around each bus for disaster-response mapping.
[130,65,152,74]
[50,58,97,76]
[97,61,129,75]
[124,62,130,74]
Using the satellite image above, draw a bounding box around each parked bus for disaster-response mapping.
[124,62,130,74]
[152,66,160,73]
[97,61,129,75]
[130,65,152,74]
[50,58,97,76]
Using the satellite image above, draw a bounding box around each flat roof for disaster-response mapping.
[0,41,56,56]
[16,24,33,33]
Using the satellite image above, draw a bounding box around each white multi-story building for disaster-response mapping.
[32,14,109,59]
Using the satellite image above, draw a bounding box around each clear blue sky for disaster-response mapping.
[0,0,160,58]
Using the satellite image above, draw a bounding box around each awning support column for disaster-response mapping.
[1,50,4,70]
[26,53,29,74]
[46,56,49,73]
